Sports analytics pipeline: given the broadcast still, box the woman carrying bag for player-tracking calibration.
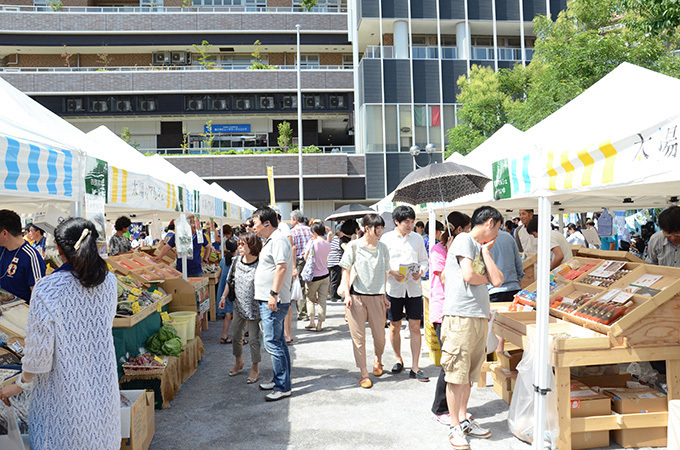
[338,214,391,389]
[302,221,331,332]
[219,232,263,384]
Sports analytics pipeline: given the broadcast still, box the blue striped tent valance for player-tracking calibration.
[1,135,77,199]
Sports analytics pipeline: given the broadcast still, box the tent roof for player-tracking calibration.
[458,124,525,175]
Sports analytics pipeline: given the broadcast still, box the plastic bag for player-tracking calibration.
[291,278,303,302]
[507,327,559,448]
[486,311,499,354]
[175,214,193,260]
[0,402,27,450]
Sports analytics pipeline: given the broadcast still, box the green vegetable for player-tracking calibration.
[158,325,179,342]
[162,337,183,357]
[145,334,163,355]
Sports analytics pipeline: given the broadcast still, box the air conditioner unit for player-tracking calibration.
[139,100,156,112]
[152,51,171,65]
[260,97,273,109]
[115,100,132,112]
[235,99,247,110]
[66,98,83,112]
[283,97,294,108]
[187,99,204,111]
[211,98,228,110]
[91,100,109,112]
[329,96,339,107]
[171,51,190,65]
[305,97,315,108]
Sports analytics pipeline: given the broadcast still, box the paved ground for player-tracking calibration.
[151,302,661,449]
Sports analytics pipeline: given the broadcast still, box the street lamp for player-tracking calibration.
[410,143,437,168]
[296,24,304,214]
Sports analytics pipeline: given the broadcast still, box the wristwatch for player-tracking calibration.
[270,290,278,297]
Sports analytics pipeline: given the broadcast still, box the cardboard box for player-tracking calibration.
[603,386,668,448]
[572,431,610,450]
[498,349,523,371]
[570,381,611,418]
[574,372,633,389]
[120,390,155,450]
[490,363,516,404]
[162,277,208,313]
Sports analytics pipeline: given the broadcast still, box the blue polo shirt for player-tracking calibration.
[167,232,209,275]
[0,241,46,302]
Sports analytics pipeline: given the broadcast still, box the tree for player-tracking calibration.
[201,120,216,150]
[61,45,74,68]
[445,65,512,158]
[120,127,139,150]
[180,127,189,154]
[277,121,293,152]
[622,0,680,39]
[249,40,277,70]
[192,40,217,70]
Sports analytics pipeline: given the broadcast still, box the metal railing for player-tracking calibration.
[0,5,347,13]
[363,45,534,61]
[144,146,356,155]
[0,65,349,73]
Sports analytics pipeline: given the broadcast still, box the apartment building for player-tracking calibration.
[0,0,566,212]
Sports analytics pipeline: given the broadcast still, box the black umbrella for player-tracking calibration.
[392,162,491,205]
[325,204,376,221]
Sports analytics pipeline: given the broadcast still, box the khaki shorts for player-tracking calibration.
[440,316,488,385]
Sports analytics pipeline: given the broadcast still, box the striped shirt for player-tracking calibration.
[0,241,46,303]
[290,224,313,260]
[646,230,680,267]
[327,235,351,267]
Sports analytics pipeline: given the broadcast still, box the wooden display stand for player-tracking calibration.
[206,273,219,322]
[162,277,210,331]
[113,294,173,328]
[494,258,680,449]
[520,253,537,289]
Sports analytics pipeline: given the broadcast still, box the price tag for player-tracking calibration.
[161,312,170,323]
[154,355,164,364]
[157,302,163,312]
[131,288,142,296]
[127,294,138,302]
[131,302,141,314]
[107,263,114,271]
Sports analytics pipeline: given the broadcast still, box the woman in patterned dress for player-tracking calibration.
[1,217,120,449]
[219,231,262,384]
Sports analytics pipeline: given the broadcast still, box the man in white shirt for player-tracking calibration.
[381,206,429,381]
[527,216,573,270]
[514,209,537,253]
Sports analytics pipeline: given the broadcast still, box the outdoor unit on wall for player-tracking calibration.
[152,51,171,65]
[187,98,204,111]
[283,96,294,108]
[259,96,274,109]
[66,98,83,113]
[115,99,132,112]
[305,96,315,108]
[90,99,109,112]
[211,98,228,111]
[171,51,191,65]
[139,99,157,112]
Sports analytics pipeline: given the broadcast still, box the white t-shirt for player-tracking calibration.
[566,231,586,246]
[550,230,573,264]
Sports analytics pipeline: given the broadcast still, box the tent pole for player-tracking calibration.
[533,195,552,448]
[220,217,225,260]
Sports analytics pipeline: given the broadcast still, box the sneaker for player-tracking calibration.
[433,413,450,425]
[460,419,491,439]
[259,382,275,391]
[409,369,430,382]
[264,390,291,402]
[448,425,469,449]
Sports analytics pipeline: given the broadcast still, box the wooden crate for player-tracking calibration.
[113,294,173,328]
[553,256,606,282]
[577,247,645,263]
[520,253,537,289]
[550,283,607,321]
[575,260,641,287]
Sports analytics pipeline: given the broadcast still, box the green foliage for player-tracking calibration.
[301,0,318,12]
[48,0,63,11]
[201,120,215,150]
[277,121,293,152]
[181,0,191,8]
[446,0,680,154]
[180,128,189,154]
[192,40,217,70]
[250,40,278,70]
[302,145,321,153]
[120,127,140,150]
[242,149,254,154]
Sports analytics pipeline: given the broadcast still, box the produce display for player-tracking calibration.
[552,292,597,313]
[578,260,631,287]
[0,288,15,303]
[202,264,219,275]
[116,275,167,317]
[145,324,183,357]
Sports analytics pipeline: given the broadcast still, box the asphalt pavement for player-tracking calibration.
[151,301,661,449]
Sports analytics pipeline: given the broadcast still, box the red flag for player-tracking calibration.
[431,106,441,126]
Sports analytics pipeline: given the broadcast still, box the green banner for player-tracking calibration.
[84,157,108,197]
[492,159,511,200]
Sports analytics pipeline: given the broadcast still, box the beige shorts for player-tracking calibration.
[440,315,488,385]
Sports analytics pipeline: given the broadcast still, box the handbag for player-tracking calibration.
[301,241,316,282]
[226,256,237,302]
[337,241,357,298]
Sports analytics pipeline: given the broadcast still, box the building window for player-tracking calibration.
[293,0,340,11]
[296,55,320,68]
[342,54,353,69]
[281,94,298,109]
[65,98,84,113]
[191,0,265,7]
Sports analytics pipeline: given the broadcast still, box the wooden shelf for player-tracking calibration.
[113,294,173,328]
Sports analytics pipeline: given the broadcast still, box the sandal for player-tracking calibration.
[229,362,244,376]
[246,375,260,384]
[359,377,372,389]
[304,324,316,330]
[220,338,232,344]
[373,359,384,377]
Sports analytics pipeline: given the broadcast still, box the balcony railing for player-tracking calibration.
[144,146,356,155]
[363,45,534,61]
[0,5,347,13]
[0,65,350,73]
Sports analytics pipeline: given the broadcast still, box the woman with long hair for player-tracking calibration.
[1,217,120,449]
[430,211,471,424]
[220,232,263,384]
[339,214,391,389]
